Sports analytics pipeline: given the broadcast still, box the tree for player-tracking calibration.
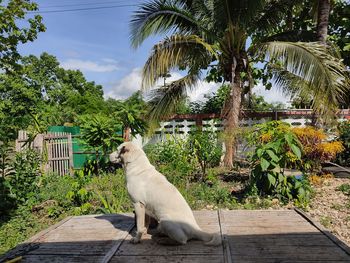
[0,0,45,70]
[106,92,148,141]
[130,0,349,168]
[78,114,123,175]
[0,53,105,131]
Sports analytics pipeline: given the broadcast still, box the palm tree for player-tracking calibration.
[130,0,349,168]
[316,0,331,44]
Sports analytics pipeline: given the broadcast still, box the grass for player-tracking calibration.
[320,216,332,228]
[336,183,350,195]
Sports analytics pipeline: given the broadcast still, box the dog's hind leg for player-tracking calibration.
[158,221,188,245]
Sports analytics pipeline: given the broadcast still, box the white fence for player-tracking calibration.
[143,109,350,158]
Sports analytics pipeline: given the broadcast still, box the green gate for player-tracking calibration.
[48,126,94,169]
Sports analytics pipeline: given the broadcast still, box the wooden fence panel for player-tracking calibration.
[44,132,73,176]
[15,131,73,176]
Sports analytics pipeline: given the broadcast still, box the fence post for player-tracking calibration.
[67,133,74,176]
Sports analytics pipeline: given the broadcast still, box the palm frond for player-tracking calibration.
[211,0,265,30]
[251,0,305,33]
[147,74,200,121]
[263,30,316,43]
[257,41,349,113]
[130,0,206,48]
[142,34,216,89]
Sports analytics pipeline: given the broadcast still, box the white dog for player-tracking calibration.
[109,142,221,246]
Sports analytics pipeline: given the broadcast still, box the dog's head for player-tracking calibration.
[109,142,141,164]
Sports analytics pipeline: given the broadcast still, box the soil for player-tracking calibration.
[307,177,350,247]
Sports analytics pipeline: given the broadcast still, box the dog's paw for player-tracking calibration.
[130,237,141,244]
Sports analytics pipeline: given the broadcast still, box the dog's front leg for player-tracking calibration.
[130,202,147,244]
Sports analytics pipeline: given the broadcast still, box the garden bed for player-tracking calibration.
[308,177,350,247]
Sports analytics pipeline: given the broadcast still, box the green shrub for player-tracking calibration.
[248,121,311,205]
[336,121,350,166]
[87,170,133,214]
[336,183,350,195]
[7,149,41,204]
[187,129,222,177]
[31,171,94,217]
[144,138,196,182]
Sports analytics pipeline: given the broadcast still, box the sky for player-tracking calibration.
[18,0,289,104]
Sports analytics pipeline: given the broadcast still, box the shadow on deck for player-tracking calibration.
[1,210,350,263]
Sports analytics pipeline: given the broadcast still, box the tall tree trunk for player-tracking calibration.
[316,0,330,44]
[222,57,242,168]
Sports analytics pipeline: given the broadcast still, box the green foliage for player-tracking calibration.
[107,91,148,139]
[0,0,45,70]
[336,183,350,196]
[336,121,350,166]
[64,171,92,215]
[145,138,196,185]
[7,149,41,204]
[243,94,285,111]
[0,53,106,138]
[248,121,311,205]
[187,129,222,177]
[0,142,15,178]
[189,85,230,114]
[0,205,46,255]
[87,170,133,214]
[78,114,122,155]
[78,114,123,175]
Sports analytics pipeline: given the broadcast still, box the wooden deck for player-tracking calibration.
[2,209,350,263]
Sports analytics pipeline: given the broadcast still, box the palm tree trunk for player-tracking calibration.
[316,0,330,44]
[222,57,242,168]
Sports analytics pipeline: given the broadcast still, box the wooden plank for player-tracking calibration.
[219,210,350,262]
[25,214,135,263]
[110,255,224,263]
[113,210,223,259]
[101,222,134,263]
[22,254,103,263]
[0,217,73,262]
[26,216,73,243]
[230,259,350,263]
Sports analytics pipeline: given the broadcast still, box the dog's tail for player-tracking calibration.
[192,228,222,246]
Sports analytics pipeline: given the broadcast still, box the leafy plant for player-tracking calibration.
[65,171,92,210]
[336,183,350,196]
[293,126,344,172]
[131,0,349,169]
[108,91,148,141]
[0,142,15,178]
[87,171,133,213]
[7,149,41,203]
[145,137,196,181]
[187,129,222,177]
[78,114,123,175]
[336,121,350,166]
[248,121,311,204]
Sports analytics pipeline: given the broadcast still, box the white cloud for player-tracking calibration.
[105,69,291,108]
[187,81,220,102]
[61,59,119,72]
[104,68,142,99]
[104,69,220,101]
[253,82,291,104]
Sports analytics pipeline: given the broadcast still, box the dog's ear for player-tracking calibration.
[120,145,129,155]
